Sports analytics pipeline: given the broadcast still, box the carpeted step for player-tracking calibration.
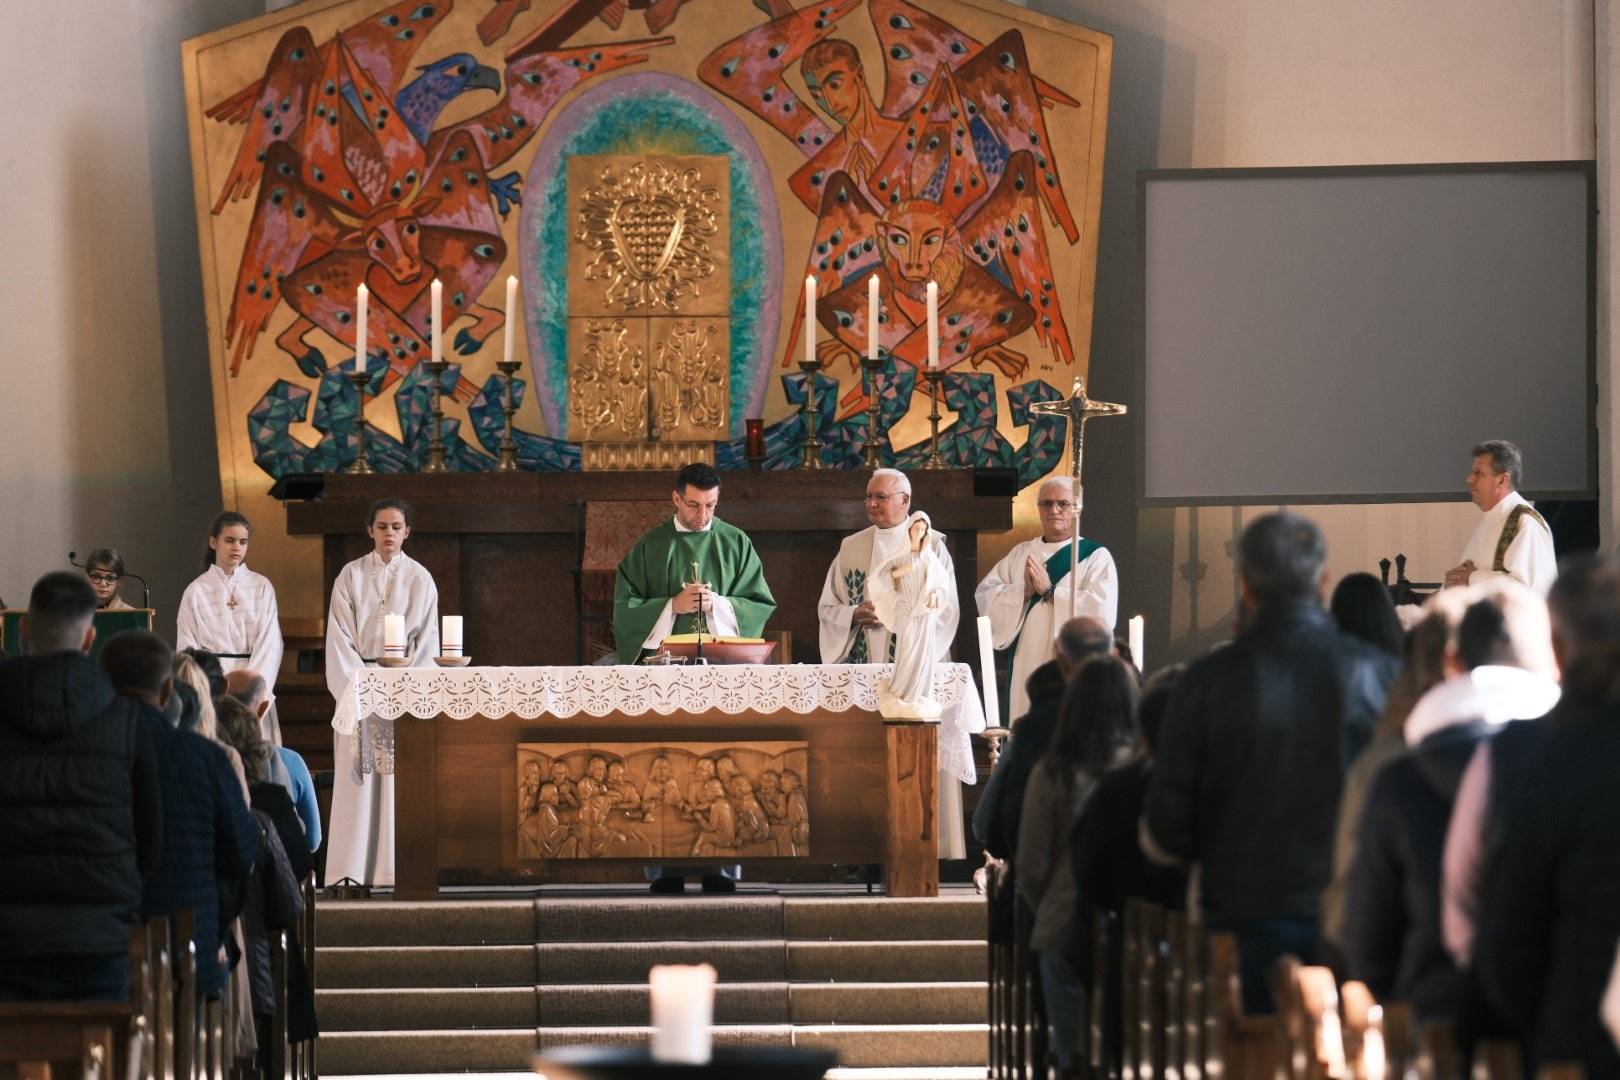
[789,981,986,1025]
[534,982,791,1026]
[532,940,788,983]
[533,896,786,942]
[788,940,985,982]
[320,945,536,988]
[319,1030,538,1074]
[318,900,534,947]
[784,896,985,942]
[794,1024,989,1068]
[318,987,537,1031]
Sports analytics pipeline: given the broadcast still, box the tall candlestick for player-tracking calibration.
[1129,615,1145,673]
[502,274,517,365]
[649,964,716,1064]
[926,280,939,369]
[804,275,816,366]
[867,273,880,360]
[355,283,368,372]
[430,278,443,366]
[976,615,1000,725]
[441,615,464,658]
[383,613,406,658]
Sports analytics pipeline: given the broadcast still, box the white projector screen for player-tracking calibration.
[1140,163,1594,504]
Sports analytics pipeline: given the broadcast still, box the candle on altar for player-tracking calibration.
[430,278,443,366]
[355,283,368,372]
[925,280,939,369]
[441,616,463,657]
[383,613,406,658]
[867,273,880,360]
[804,275,816,365]
[1128,615,1145,672]
[976,615,1000,725]
[502,274,517,365]
[649,963,717,1064]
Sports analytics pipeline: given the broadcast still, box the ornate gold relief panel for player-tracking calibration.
[650,318,728,442]
[566,319,648,442]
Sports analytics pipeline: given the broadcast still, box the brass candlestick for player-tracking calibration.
[345,368,375,475]
[423,358,450,472]
[922,368,947,469]
[495,359,521,471]
[797,358,825,469]
[861,354,886,468]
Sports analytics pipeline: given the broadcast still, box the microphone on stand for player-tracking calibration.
[69,551,152,610]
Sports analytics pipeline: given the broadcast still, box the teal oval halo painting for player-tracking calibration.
[520,73,783,441]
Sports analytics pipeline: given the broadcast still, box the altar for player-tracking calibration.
[333,662,987,900]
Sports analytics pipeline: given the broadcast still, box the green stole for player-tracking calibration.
[1018,537,1102,629]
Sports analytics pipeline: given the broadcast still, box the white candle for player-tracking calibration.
[926,280,939,369]
[649,963,716,1064]
[441,615,464,657]
[1362,1008,1387,1080]
[1128,615,1145,672]
[430,278,443,365]
[867,273,880,360]
[804,275,817,365]
[383,613,406,658]
[355,283,368,372]
[976,615,1000,725]
[502,274,517,365]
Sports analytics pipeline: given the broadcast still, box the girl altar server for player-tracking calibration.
[324,497,439,888]
[176,512,283,688]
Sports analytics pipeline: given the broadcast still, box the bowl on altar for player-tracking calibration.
[376,656,412,668]
[434,655,471,667]
[655,637,776,665]
[533,1046,836,1079]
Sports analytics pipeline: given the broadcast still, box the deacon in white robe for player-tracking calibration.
[1446,442,1555,597]
[975,478,1119,724]
[818,471,969,857]
[324,502,440,887]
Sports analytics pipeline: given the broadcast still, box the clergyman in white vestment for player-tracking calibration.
[324,499,440,887]
[975,478,1118,724]
[175,512,284,689]
[819,470,969,857]
[1445,440,1556,597]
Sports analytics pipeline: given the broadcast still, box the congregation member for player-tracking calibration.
[975,477,1118,722]
[1341,580,1559,1021]
[1015,653,1139,1069]
[818,467,958,664]
[325,497,440,888]
[176,511,284,690]
[227,670,321,853]
[99,627,259,1001]
[1143,512,1398,1012]
[1472,554,1620,1075]
[613,462,776,664]
[1330,571,1405,657]
[84,547,136,610]
[1444,440,1556,596]
[0,574,162,1002]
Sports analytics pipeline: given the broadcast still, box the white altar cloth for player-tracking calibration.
[332,662,987,783]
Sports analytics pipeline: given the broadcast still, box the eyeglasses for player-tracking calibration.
[864,492,905,503]
[86,572,121,585]
[1036,500,1077,512]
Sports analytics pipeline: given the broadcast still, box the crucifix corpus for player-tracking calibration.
[1029,376,1128,618]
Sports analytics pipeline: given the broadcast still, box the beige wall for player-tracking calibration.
[0,0,260,631]
[1003,0,1602,669]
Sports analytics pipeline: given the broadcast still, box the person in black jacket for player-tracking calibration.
[100,629,259,1000]
[1144,513,1398,1013]
[0,573,163,1001]
[1474,554,1620,1077]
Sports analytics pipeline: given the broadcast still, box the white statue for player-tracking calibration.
[869,511,950,719]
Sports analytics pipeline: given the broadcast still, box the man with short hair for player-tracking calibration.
[0,574,163,1002]
[1445,440,1556,595]
[1144,513,1398,1012]
[101,630,259,1001]
[225,670,321,853]
[975,477,1118,722]
[612,462,777,664]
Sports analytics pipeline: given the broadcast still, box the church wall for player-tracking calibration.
[0,0,263,631]
[1005,0,1600,668]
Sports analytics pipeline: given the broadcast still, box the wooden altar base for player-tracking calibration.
[393,707,940,900]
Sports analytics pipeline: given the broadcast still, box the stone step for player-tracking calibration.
[317,981,987,1031]
[327,1070,988,1080]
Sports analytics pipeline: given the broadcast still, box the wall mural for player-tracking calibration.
[183,0,1111,487]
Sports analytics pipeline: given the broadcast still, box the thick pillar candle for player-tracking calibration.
[803,275,816,365]
[926,280,939,369]
[649,963,716,1064]
[976,615,1000,725]
[1129,615,1145,673]
[430,278,443,365]
[441,616,464,657]
[383,613,406,658]
[502,274,517,365]
[355,283,368,371]
[867,273,880,360]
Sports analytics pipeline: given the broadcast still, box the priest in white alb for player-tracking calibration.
[1444,439,1556,597]
[975,477,1119,723]
[324,497,440,888]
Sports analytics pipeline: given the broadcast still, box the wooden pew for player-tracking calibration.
[268,931,291,1080]
[1088,909,1117,1080]
[296,872,317,1080]
[1204,932,1282,1080]
[171,911,198,1080]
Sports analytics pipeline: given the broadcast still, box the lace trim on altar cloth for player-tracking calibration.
[336,663,986,783]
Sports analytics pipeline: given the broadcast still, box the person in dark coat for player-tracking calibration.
[1144,513,1399,1013]
[1342,581,1559,1021]
[101,629,259,999]
[1474,554,1620,1077]
[0,573,163,1002]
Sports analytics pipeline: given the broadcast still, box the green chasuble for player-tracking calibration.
[612,518,777,663]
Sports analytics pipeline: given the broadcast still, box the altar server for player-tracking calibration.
[1444,440,1556,596]
[324,498,439,888]
[612,463,776,664]
[819,468,959,665]
[176,513,283,688]
[975,478,1118,723]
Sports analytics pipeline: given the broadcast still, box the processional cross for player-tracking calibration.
[1029,376,1128,617]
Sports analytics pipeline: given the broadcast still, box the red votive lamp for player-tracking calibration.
[745,418,765,462]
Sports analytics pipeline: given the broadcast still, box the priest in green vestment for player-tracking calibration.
[612,463,777,664]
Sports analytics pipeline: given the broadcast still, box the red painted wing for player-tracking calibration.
[866,64,988,222]
[415,131,499,235]
[337,0,456,99]
[210,28,322,213]
[960,150,1071,364]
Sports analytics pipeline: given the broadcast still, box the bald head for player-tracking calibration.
[1055,616,1113,673]
[225,670,271,720]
